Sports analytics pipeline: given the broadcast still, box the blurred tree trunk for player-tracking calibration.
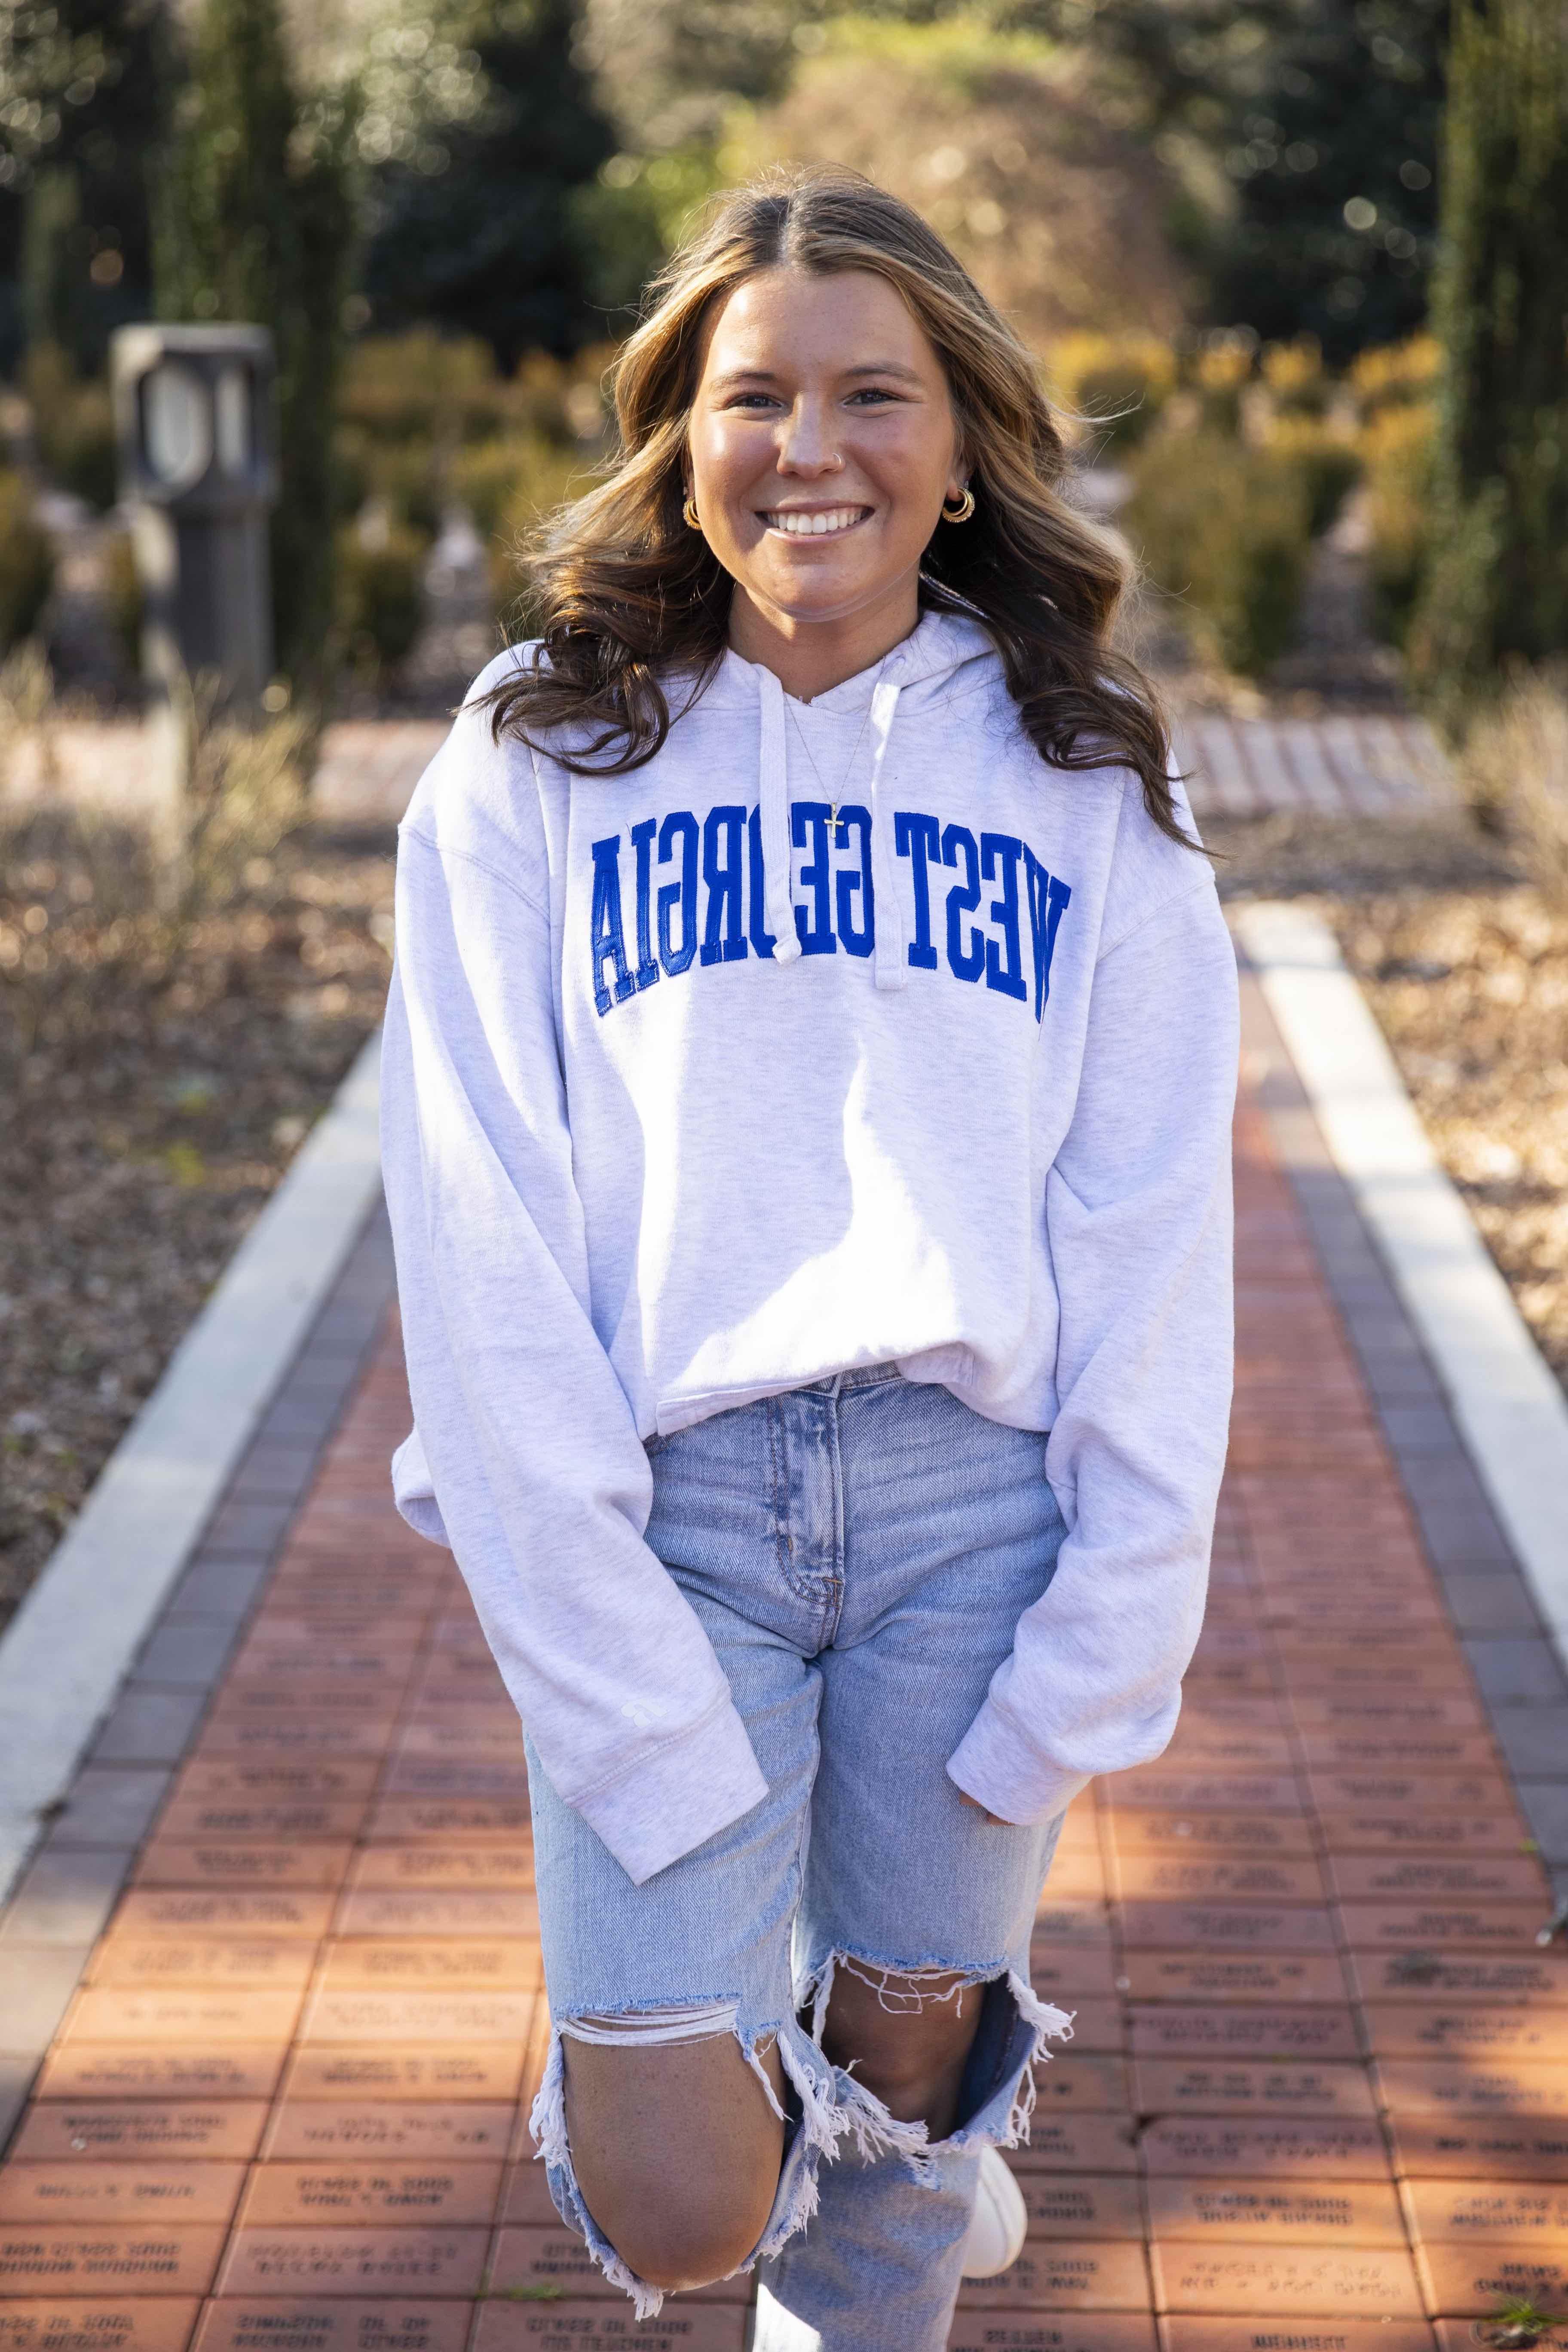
[1412,0,1568,711]
[155,0,360,706]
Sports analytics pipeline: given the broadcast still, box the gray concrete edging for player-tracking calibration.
[1236,900,1568,1673]
[0,1025,385,1902]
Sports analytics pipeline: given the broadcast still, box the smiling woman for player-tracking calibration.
[379,166,1238,2352]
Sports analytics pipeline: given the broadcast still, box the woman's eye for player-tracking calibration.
[846,387,903,408]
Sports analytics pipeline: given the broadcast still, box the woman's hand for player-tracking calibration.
[958,1791,1011,1827]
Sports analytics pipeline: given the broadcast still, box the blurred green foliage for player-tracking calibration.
[0,471,55,650]
[1122,429,1312,677]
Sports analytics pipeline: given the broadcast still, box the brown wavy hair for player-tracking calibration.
[488,166,1195,848]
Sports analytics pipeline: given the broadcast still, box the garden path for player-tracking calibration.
[0,951,1562,2352]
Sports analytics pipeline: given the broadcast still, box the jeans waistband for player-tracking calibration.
[800,1361,905,1396]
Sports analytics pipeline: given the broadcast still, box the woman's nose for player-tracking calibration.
[777,398,844,475]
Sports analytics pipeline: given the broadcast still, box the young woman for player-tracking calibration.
[379,168,1237,2352]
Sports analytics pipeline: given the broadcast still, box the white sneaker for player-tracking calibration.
[960,2145,1028,2278]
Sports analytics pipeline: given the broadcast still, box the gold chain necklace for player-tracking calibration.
[785,681,881,835]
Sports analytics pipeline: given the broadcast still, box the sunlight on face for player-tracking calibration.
[686,267,965,655]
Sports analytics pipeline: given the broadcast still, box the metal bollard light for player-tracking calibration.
[110,324,278,710]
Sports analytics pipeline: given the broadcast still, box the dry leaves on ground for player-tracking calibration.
[1331,885,1568,1396]
[0,825,394,1634]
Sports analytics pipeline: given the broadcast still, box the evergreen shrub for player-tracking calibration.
[334,521,428,681]
[0,475,55,651]
[1123,432,1311,677]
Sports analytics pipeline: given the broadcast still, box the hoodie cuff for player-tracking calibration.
[572,1698,770,1886]
[945,1703,1091,1828]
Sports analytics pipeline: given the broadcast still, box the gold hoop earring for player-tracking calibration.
[683,494,702,530]
[942,486,976,524]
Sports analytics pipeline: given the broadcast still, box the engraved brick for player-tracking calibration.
[263,2105,516,2162]
[1109,1815,1315,1857]
[1338,1905,1552,1954]
[1348,1953,1568,2007]
[946,2321,1156,2352]
[1106,1773,1304,1813]
[364,1804,533,1843]
[1160,2325,1435,2352]
[1415,2243,1568,2315]
[316,1944,542,1992]
[1118,1955,1348,2006]
[172,1763,380,1803]
[1148,2178,1404,2243]
[88,1942,317,1991]
[34,2052,285,2102]
[1373,2057,1568,2121]
[1139,2119,1390,2179]
[1317,1813,1525,1856]
[238,2162,503,2227]
[1401,2178,1568,2241]
[215,2230,489,2299]
[10,2105,269,2162]
[345,1852,535,1893]
[331,1893,539,1938]
[1393,2113,1568,2183]
[279,2050,524,2103]
[152,1806,369,1846]
[0,2302,199,2352]
[1311,1738,1501,1773]
[299,1991,536,2045]
[1128,2009,1359,2061]
[1433,2329,1565,2352]
[488,2226,748,2303]
[1130,2061,1375,2119]
[193,2300,471,2352]
[1028,1946,1121,2000]
[1307,1773,1515,1816]
[1360,2006,1568,2062]
[1117,1907,1338,1954]
[133,1847,353,1892]
[58,1990,305,2045]
[0,2231,227,2296]
[471,2306,746,2352]
[111,1894,334,1939]
[1149,2242,1424,2317]
[0,2167,246,2228]
[1327,1856,1547,1903]
[190,1724,395,1760]
[1114,1860,1328,1905]
[1009,2173,1142,2238]
[1028,2055,1130,2113]
[952,2241,1150,2311]
[1001,2114,1138,2174]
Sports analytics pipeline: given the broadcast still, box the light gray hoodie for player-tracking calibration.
[379,610,1238,1884]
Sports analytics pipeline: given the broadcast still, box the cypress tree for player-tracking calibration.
[361,0,615,365]
[156,0,358,701]
[1411,0,1568,706]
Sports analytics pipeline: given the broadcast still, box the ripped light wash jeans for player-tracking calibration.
[523,1363,1073,2352]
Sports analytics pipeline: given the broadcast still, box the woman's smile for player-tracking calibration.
[761,504,875,538]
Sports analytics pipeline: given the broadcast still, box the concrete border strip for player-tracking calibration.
[1235,900,1568,1669]
[0,1025,385,1902]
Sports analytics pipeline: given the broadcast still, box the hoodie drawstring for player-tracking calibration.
[757,660,909,987]
[866,678,907,992]
[757,666,802,965]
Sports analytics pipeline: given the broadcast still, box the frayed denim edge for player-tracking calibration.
[526,1966,1074,2319]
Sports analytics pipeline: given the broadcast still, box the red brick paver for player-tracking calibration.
[0,1057,1562,2352]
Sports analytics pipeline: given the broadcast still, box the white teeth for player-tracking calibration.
[768,507,862,536]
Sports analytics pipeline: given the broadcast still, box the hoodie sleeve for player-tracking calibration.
[945,871,1238,1825]
[379,821,769,1885]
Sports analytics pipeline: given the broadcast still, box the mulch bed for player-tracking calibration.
[0,820,395,1635]
[1210,808,1568,1403]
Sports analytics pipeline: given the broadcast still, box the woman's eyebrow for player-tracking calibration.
[707,360,926,391]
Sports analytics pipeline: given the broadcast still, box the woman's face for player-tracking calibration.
[685,266,966,640]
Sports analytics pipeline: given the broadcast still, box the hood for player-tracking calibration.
[703,609,1000,992]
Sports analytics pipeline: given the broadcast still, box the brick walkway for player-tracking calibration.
[309,712,1459,829]
[0,971,1564,2352]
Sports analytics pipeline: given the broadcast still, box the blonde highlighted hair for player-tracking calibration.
[489,166,1193,847]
